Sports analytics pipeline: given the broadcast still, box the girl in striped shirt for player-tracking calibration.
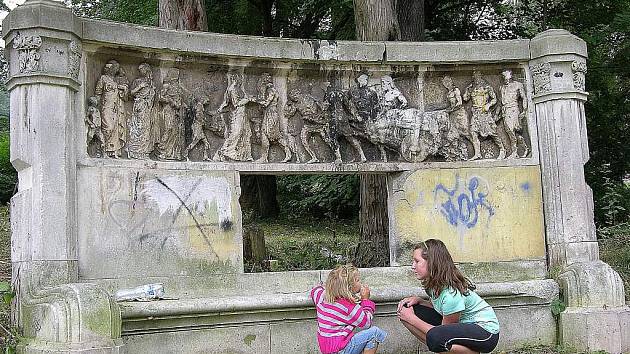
[310,264,387,354]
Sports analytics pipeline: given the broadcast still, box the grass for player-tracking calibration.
[0,205,12,351]
[245,216,360,272]
[598,222,630,302]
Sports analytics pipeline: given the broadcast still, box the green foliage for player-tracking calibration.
[550,297,566,317]
[66,0,158,26]
[207,0,355,39]
[0,133,16,205]
[0,281,13,306]
[599,222,630,301]
[248,217,358,272]
[276,174,359,219]
[0,280,16,353]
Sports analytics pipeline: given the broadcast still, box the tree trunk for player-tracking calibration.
[353,0,425,267]
[255,175,280,218]
[355,174,390,267]
[397,0,425,41]
[353,0,400,41]
[239,175,280,219]
[159,0,208,31]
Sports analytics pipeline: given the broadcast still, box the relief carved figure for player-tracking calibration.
[86,96,104,156]
[440,76,469,161]
[348,74,379,132]
[379,75,408,111]
[324,83,367,163]
[442,76,474,158]
[157,68,185,160]
[499,69,529,158]
[463,70,505,160]
[253,73,292,163]
[213,71,253,162]
[128,63,157,159]
[13,33,42,73]
[284,88,331,163]
[348,74,380,156]
[95,60,129,158]
[184,99,212,160]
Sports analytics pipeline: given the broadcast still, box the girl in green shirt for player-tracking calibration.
[397,239,500,353]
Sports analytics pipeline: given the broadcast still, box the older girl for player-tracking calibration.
[397,239,499,354]
[310,264,387,354]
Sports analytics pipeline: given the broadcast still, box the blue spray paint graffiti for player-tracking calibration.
[520,182,531,193]
[434,175,495,229]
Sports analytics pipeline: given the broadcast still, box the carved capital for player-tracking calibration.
[530,62,551,95]
[571,60,587,92]
[12,32,42,74]
[68,40,82,80]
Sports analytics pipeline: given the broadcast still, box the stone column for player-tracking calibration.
[531,29,629,353]
[3,1,123,353]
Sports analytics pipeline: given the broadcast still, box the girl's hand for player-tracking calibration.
[360,285,370,300]
[397,296,419,312]
[397,304,416,323]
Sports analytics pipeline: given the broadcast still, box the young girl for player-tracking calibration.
[310,264,387,354]
[397,239,500,354]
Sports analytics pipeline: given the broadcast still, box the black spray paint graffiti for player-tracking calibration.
[108,176,234,260]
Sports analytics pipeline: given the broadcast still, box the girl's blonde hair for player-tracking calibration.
[324,264,360,303]
[415,239,475,298]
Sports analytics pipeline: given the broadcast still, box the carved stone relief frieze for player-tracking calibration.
[571,60,587,91]
[530,62,551,95]
[86,59,532,163]
[13,33,43,73]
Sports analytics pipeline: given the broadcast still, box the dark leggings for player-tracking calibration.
[413,304,499,353]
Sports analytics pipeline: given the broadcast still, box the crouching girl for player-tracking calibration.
[311,264,387,354]
[397,239,500,354]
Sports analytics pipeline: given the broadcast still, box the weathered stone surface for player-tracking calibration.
[117,279,557,353]
[560,306,630,354]
[77,167,243,279]
[123,324,271,353]
[389,166,546,264]
[558,260,626,308]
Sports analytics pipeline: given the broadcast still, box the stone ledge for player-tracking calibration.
[76,156,540,174]
[118,279,558,334]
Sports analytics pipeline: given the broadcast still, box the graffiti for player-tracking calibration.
[434,175,494,229]
[107,175,234,259]
[520,181,531,193]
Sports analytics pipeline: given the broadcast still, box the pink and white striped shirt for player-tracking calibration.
[310,285,376,354]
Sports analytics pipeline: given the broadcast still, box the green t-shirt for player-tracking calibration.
[429,287,500,334]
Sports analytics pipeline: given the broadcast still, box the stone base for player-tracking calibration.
[17,339,125,354]
[559,306,630,354]
[120,280,558,354]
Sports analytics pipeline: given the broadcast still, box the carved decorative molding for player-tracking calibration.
[68,41,82,80]
[571,60,587,92]
[530,62,551,95]
[13,33,43,73]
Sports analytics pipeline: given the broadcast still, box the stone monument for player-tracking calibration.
[2,1,627,353]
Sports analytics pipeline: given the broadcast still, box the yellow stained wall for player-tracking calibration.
[392,166,545,262]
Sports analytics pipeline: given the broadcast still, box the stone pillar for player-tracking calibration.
[531,29,629,353]
[3,1,123,352]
